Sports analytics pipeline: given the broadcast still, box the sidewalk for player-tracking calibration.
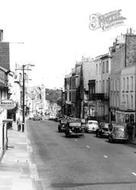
[0,128,34,190]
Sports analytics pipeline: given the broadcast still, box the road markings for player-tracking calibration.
[104,155,108,158]
[27,139,31,144]
[132,172,136,176]
[27,145,33,153]
[29,162,39,180]
[86,145,90,149]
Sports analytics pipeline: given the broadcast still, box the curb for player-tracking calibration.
[0,142,8,162]
[0,150,4,162]
[131,142,136,145]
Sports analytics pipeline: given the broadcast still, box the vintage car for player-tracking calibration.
[65,120,84,137]
[58,119,67,132]
[85,120,99,133]
[96,122,110,138]
[33,115,42,121]
[108,124,128,143]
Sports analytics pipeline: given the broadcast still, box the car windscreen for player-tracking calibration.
[61,120,67,124]
[69,122,81,127]
[114,127,125,132]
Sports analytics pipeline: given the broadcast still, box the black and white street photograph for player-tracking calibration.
[0,0,136,190]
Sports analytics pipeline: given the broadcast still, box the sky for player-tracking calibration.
[1,0,136,89]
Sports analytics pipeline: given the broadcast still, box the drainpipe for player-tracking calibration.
[134,63,136,140]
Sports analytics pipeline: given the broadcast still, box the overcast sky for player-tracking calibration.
[1,0,136,89]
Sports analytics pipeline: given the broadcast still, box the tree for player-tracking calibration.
[46,88,62,104]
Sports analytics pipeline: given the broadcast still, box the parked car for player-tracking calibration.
[96,122,110,138]
[58,119,67,132]
[85,120,99,133]
[65,120,84,137]
[28,114,34,120]
[108,124,128,143]
[49,114,56,121]
[33,115,42,121]
[81,119,86,131]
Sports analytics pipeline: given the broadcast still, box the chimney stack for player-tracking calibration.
[0,30,3,41]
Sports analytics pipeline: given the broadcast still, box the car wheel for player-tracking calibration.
[96,132,99,137]
[109,136,113,143]
[65,132,70,137]
[65,130,70,137]
[58,126,61,132]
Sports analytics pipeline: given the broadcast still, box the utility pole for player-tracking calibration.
[16,64,34,132]
[22,65,25,132]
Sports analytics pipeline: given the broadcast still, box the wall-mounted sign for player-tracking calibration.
[3,119,13,123]
[0,99,16,110]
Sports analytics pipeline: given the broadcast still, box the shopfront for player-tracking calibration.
[116,110,136,139]
[116,110,135,124]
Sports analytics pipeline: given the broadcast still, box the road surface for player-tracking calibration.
[26,119,136,190]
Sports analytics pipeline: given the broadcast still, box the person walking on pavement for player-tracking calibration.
[126,122,134,142]
[17,117,21,131]
[108,122,113,132]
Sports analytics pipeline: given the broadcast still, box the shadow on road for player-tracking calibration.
[51,180,136,188]
[61,134,84,139]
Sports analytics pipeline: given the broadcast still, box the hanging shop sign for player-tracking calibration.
[0,99,16,110]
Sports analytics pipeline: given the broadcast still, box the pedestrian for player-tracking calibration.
[126,122,133,142]
[17,117,21,131]
[108,122,113,132]
[99,122,103,129]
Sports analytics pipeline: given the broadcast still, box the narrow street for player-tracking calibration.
[27,120,136,190]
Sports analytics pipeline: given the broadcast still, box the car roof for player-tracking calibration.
[69,120,81,123]
[88,120,98,123]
